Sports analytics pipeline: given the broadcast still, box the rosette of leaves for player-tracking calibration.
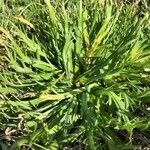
[0,0,149,149]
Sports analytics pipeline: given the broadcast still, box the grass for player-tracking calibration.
[0,0,150,149]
